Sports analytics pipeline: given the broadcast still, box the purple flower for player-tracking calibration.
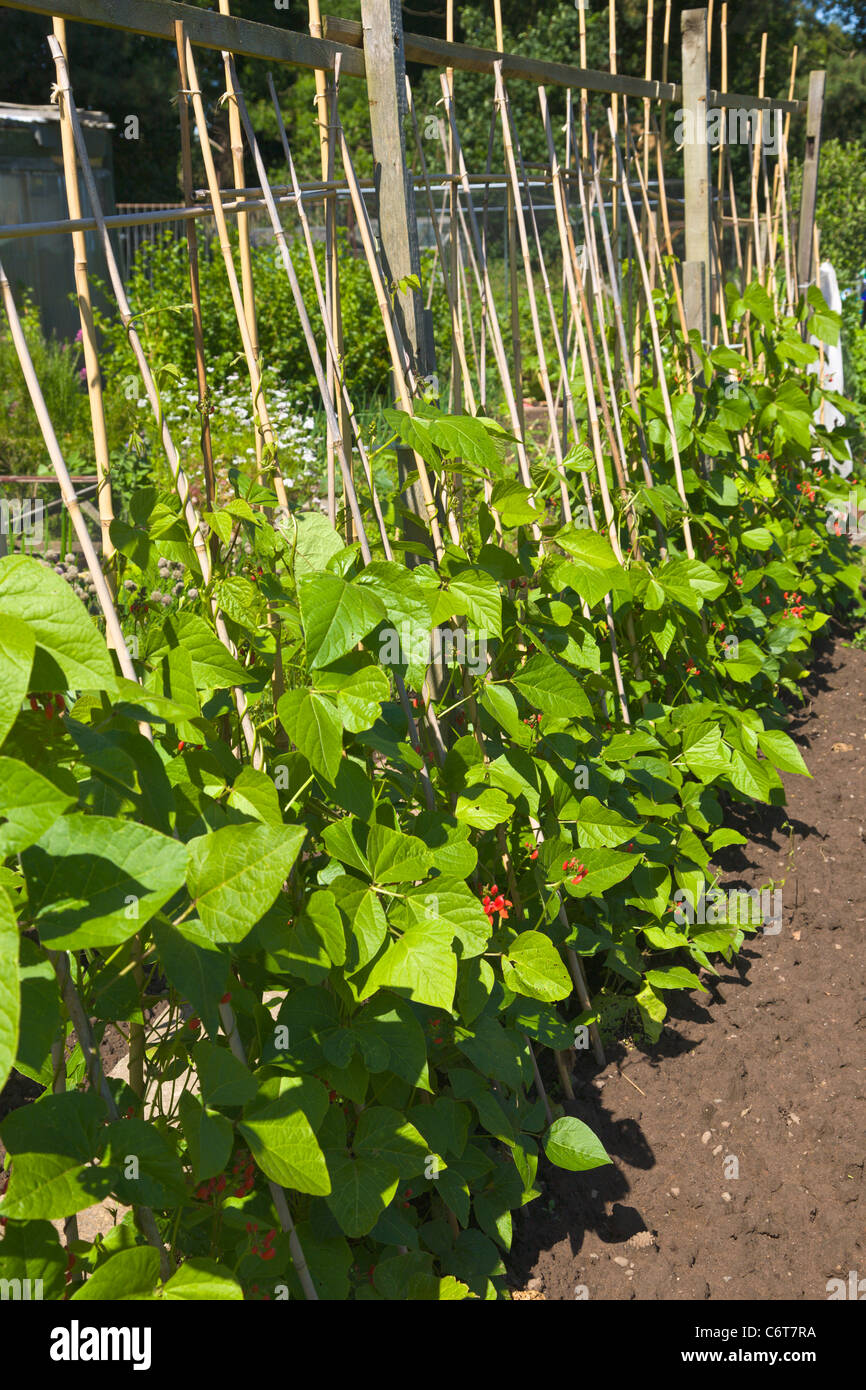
[79,367,87,381]
[75,328,83,342]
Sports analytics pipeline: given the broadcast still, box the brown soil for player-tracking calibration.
[509,625,866,1301]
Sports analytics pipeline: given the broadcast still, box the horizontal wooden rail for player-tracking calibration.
[0,0,366,76]
[0,177,577,242]
[326,12,676,101]
[0,0,802,113]
[324,14,803,113]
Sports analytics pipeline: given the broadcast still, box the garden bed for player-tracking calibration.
[508,625,866,1300]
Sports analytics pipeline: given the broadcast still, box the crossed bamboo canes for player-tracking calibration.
[47,37,261,769]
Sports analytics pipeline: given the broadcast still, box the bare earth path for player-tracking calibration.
[509,626,866,1301]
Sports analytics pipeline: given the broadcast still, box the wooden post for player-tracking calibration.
[360,0,436,561]
[796,70,826,295]
[359,0,430,377]
[681,8,712,345]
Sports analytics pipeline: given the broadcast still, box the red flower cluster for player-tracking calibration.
[177,741,204,753]
[707,530,730,560]
[523,837,539,860]
[250,1224,278,1260]
[795,480,816,502]
[756,451,770,462]
[194,1172,228,1201]
[713,620,726,632]
[522,713,542,728]
[429,1017,446,1045]
[569,864,589,886]
[28,692,65,719]
[783,591,806,619]
[685,658,700,676]
[231,1151,256,1199]
[733,571,743,587]
[481,884,513,922]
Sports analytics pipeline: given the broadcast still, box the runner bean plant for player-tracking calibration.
[0,277,862,1300]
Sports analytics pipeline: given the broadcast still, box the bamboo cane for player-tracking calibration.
[770,44,798,307]
[404,82,505,541]
[437,73,535,500]
[447,0,462,421]
[586,130,661,539]
[48,37,260,767]
[0,261,139,682]
[531,103,644,709]
[2,254,152,1099]
[577,0,588,161]
[51,18,114,571]
[573,157,644,559]
[494,1,524,434]
[608,1,619,139]
[336,119,456,556]
[218,0,263,485]
[609,1,620,252]
[760,140,777,307]
[431,115,504,418]
[404,83,476,413]
[181,40,288,511]
[479,104,499,412]
[560,89,574,456]
[777,124,794,317]
[265,71,393,552]
[643,0,654,196]
[623,102,689,350]
[535,89,639,555]
[494,63,569,518]
[581,116,658,509]
[608,109,695,559]
[456,231,482,391]
[526,1036,554,1126]
[174,23,216,515]
[218,997,318,1298]
[714,4,729,314]
[236,62,439,794]
[745,33,767,285]
[49,948,170,1277]
[717,10,745,299]
[308,0,348,529]
[226,55,374,560]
